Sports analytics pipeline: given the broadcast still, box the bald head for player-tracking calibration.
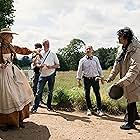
[85,45,94,56]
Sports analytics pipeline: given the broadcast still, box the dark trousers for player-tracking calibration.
[32,73,40,96]
[83,77,102,110]
[126,102,138,124]
[33,73,55,110]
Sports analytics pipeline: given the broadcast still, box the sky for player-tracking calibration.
[12,0,140,52]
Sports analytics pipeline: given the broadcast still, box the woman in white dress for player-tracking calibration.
[0,27,35,131]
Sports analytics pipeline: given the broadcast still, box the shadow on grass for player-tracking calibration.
[0,122,50,140]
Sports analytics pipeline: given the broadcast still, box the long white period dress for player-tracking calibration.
[0,53,34,127]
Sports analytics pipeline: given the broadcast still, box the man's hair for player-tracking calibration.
[34,43,42,49]
[85,45,93,50]
[117,27,134,42]
[42,39,49,46]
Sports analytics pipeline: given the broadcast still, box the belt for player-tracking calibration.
[83,76,95,79]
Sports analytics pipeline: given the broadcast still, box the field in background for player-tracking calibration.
[24,70,140,114]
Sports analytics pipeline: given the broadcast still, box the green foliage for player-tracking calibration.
[51,71,139,115]
[68,87,86,110]
[102,95,127,115]
[0,0,15,29]
[56,53,69,71]
[16,56,32,68]
[95,47,117,70]
[57,39,85,71]
[53,88,73,109]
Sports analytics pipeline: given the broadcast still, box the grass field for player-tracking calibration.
[24,70,140,114]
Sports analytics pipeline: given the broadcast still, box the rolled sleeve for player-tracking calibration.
[76,59,83,79]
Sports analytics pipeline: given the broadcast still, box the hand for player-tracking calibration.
[77,80,82,88]
[46,65,52,69]
[101,77,104,85]
[114,81,123,87]
[40,64,46,68]
[33,50,42,57]
[0,63,8,69]
[106,77,112,83]
[95,77,101,81]
[95,77,104,84]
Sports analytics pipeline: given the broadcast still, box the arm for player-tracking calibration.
[95,57,105,84]
[76,59,83,87]
[14,45,33,55]
[76,59,83,80]
[117,49,140,87]
[95,57,104,78]
[107,60,120,82]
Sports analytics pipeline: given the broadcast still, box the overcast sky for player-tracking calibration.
[12,0,140,52]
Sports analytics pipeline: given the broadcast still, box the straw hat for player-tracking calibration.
[108,84,123,100]
[0,27,18,35]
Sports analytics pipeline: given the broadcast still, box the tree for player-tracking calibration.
[56,53,69,71]
[57,39,85,71]
[0,0,15,29]
[95,47,117,70]
[16,56,31,69]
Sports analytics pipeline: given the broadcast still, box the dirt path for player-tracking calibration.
[0,106,140,140]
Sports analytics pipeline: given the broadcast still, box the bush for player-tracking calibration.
[53,88,74,111]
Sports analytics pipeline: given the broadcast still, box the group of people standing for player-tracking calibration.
[0,26,140,131]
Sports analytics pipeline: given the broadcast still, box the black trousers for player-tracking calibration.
[83,77,102,110]
[126,102,138,124]
[32,73,40,96]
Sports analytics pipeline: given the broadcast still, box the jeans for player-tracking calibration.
[32,73,40,96]
[83,77,102,110]
[33,73,55,110]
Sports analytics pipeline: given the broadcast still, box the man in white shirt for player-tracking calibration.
[77,45,104,116]
[31,39,60,112]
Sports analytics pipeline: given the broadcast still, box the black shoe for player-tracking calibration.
[0,126,8,131]
[31,108,37,113]
[19,121,25,128]
[120,122,135,130]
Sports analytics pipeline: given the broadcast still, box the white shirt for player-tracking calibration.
[40,50,59,77]
[77,55,103,79]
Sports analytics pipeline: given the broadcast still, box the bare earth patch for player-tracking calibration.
[0,106,140,140]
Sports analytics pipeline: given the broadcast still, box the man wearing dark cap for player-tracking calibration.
[107,27,140,130]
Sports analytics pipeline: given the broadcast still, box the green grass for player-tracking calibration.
[24,70,140,114]
[55,71,77,89]
[53,70,127,114]
[54,70,140,114]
